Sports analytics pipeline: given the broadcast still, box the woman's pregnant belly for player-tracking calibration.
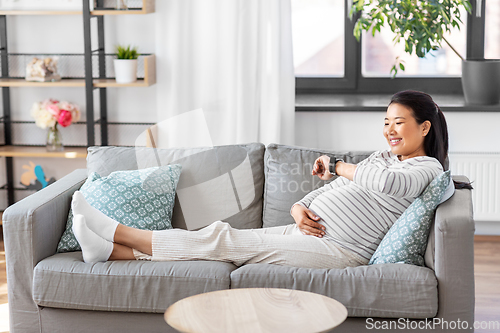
[307,185,391,250]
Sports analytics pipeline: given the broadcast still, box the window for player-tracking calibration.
[294,0,488,94]
[361,8,467,77]
[485,0,500,59]
[292,0,344,77]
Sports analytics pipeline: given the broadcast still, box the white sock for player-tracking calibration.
[72,214,113,263]
[72,191,119,242]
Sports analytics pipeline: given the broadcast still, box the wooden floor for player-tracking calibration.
[473,237,500,331]
[0,229,499,332]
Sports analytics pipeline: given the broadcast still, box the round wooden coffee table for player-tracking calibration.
[164,288,348,333]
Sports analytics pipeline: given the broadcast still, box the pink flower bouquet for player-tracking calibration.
[31,99,80,129]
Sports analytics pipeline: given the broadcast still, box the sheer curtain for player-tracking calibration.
[155,0,295,147]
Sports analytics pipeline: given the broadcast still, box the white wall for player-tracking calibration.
[296,111,500,234]
[295,111,500,153]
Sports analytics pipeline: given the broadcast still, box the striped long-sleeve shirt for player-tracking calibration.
[296,150,443,261]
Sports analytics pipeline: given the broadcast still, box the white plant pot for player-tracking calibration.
[114,59,138,84]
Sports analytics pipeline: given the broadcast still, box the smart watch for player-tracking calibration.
[328,158,344,176]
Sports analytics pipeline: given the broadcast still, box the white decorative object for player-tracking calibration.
[26,57,61,82]
[114,59,137,83]
[116,0,127,10]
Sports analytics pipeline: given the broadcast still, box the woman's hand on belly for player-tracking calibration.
[291,204,326,238]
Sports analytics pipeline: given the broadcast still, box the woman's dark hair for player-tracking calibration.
[389,90,472,190]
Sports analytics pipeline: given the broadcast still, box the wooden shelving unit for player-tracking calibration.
[0,0,156,207]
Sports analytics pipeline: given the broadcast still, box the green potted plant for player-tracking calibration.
[114,45,139,84]
[350,0,500,105]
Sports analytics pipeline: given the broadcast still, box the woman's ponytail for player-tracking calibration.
[433,104,449,170]
[435,105,472,189]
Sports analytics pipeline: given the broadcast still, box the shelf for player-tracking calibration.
[0,11,82,15]
[0,78,152,88]
[0,185,36,191]
[0,0,155,16]
[93,0,155,15]
[0,146,87,158]
[95,55,156,87]
[0,79,85,87]
[0,54,155,87]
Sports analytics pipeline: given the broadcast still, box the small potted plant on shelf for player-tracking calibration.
[114,44,139,84]
[31,99,80,152]
[350,0,500,105]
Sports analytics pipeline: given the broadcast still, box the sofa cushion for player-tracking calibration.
[33,252,238,313]
[57,165,181,252]
[262,144,372,228]
[86,143,265,230]
[369,171,451,266]
[230,263,438,318]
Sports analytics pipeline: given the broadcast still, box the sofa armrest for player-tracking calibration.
[433,175,475,330]
[2,168,87,333]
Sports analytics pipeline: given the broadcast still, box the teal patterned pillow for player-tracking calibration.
[369,170,451,266]
[57,165,182,252]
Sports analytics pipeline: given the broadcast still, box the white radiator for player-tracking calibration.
[449,153,500,222]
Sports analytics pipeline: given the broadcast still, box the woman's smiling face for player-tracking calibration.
[384,103,431,161]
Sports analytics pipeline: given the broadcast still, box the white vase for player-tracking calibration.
[114,59,138,84]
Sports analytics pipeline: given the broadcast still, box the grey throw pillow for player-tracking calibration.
[86,143,266,231]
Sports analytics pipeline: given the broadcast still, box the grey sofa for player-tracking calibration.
[3,143,475,333]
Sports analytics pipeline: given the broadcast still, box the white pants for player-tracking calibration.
[133,221,368,269]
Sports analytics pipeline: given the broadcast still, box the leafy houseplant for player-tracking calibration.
[114,45,139,83]
[350,0,471,76]
[350,0,500,105]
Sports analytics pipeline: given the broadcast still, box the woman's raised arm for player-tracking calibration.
[353,157,443,198]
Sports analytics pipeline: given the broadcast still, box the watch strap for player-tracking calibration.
[329,158,344,176]
[329,158,337,175]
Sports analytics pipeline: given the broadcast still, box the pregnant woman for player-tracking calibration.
[72,90,463,269]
